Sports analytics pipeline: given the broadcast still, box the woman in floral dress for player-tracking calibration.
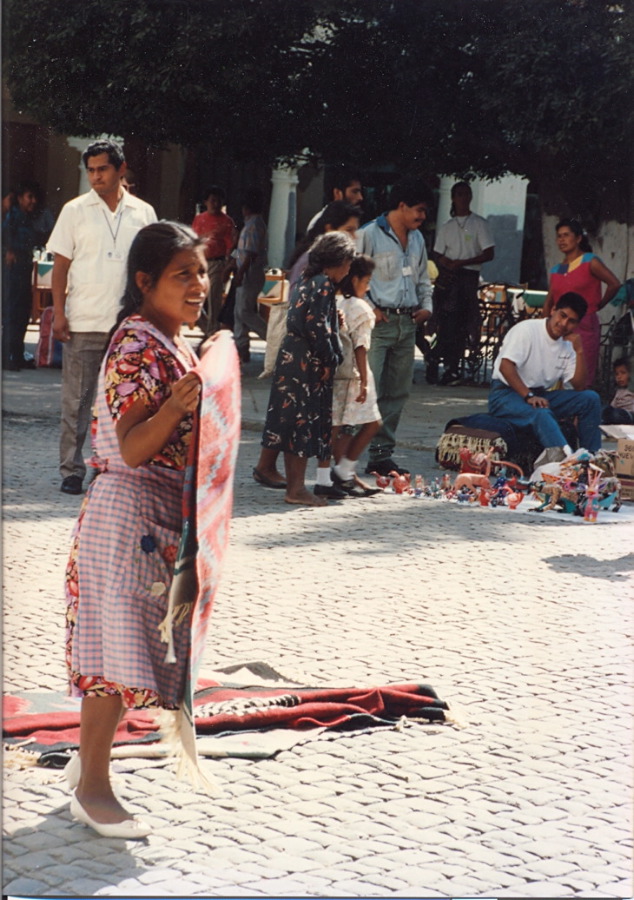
[65,222,208,838]
[261,232,356,506]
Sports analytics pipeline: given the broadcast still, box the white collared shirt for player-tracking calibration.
[47,188,157,332]
[434,213,494,272]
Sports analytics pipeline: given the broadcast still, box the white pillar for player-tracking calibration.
[66,137,91,194]
[436,176,453,230]
[268,165,299,269]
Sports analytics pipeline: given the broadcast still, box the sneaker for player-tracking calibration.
[533,446,566,469]
[365,458,410,477]
[530,446,567,482]
[61,475,83,495]
[439,370,461,386]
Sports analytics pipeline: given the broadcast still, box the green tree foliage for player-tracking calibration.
[4,0,631,221]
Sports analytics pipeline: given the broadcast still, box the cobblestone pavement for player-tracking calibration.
[2,333,633,898]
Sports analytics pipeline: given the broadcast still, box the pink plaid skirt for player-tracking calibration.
[65,465,191,708]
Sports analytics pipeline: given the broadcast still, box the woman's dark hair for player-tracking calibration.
[556,218,592,253]
[338,254,376,298]
[115,221,204,329]
[287,201,361,268]
[304,232,356,279]
[554,291,587,321]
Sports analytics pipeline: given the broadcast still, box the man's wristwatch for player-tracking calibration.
[524,391,535,402]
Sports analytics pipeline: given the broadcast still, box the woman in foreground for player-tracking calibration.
[65,222,209,837]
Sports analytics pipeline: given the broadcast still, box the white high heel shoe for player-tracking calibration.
[70,790,151,839]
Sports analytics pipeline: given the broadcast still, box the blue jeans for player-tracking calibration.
[367,313,416,462]
[488,380,602,452]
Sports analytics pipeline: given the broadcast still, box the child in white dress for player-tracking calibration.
[331,255,382,495]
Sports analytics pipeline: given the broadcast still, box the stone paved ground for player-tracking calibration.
[2,333,633,898]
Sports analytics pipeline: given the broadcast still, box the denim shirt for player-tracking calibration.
[357,214,432,311]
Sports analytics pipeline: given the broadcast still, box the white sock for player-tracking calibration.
[316,467,333,487]
[563,444,573,457]
[334,457,356,481]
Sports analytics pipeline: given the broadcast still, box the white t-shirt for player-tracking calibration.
[434,213,494,272]
[47,189,157,332]
[492,319,577,389]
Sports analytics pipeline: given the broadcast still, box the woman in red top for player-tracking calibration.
[543,219,620,387]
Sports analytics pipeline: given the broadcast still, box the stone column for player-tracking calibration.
[435,176,453,230]
[267,165,299,269]
[66,137,92,195]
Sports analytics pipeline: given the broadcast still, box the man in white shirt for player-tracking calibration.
[488,292,602,462]
[48,139,157,494]
[430,182,494,385]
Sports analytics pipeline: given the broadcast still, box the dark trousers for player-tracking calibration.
[602,406,634,425]
[2,263,32,366]
[432,269,480,374]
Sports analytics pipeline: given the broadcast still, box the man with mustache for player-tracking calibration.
[357,176,434,476]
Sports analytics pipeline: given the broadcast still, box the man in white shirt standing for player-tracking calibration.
[430,181,494,385]
[48,139,157,494]
[488,291,602,466]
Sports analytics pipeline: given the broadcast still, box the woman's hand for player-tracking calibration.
[199,333,221,358]
[356,384,367,403]
[166,372,201,415]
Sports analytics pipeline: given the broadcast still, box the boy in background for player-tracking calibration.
[602,357,634,425]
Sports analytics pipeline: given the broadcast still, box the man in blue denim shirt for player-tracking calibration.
[357,178,433,475]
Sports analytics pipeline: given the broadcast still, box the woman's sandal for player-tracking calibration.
[253,467,287,489]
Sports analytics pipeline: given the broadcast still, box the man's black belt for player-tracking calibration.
[375,305,419,315]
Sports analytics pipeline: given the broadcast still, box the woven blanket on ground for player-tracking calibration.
[3,680,449,764]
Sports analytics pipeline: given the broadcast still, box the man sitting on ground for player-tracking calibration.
[488,292,602,469]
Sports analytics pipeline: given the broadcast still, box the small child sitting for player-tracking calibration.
[602,357,634,425]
